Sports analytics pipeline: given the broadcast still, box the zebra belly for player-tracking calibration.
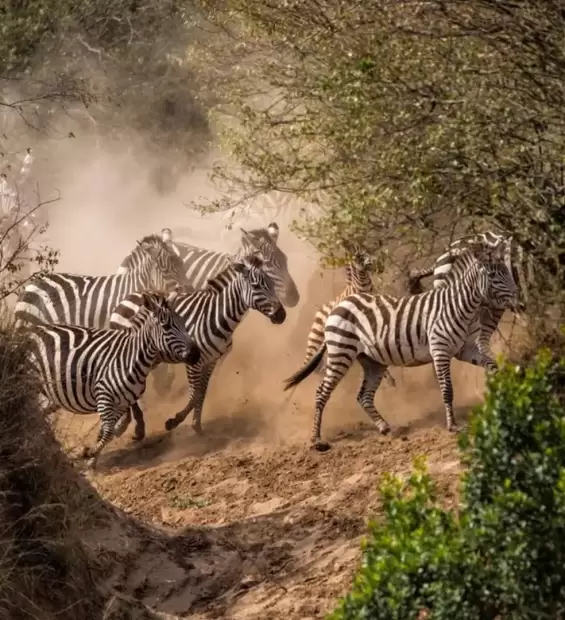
[362,339,434,367]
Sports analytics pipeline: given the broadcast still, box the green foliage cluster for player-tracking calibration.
[188,0,565,308]
[330,350,565,620]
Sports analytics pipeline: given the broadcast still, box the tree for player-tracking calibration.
[1,0,211,188]
[187,0,565,317]
[329,350,565,620]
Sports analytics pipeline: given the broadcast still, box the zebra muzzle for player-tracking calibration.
[269,305,287,325]
[185,343,201,365]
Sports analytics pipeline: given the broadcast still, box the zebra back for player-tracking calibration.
[110,253,286,361]
[408,231,528,304]
[14,235,188,329]
[116,223,300,308]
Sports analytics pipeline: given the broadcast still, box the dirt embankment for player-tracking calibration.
[48,237,523,619]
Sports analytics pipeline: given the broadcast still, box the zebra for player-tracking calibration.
[283,241,518,451]
[14,234,189,329]
[28,292,201,469]
[407,231,531,298]
[109,253,286,441]
[407,231,531,353]
[302,246,395,388]
[116,223,300,308]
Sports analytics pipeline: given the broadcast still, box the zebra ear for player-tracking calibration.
[267,222,279,242]
[140,292,157,311]
[161,228,173,243]
[166,290,179,304]
[240,228,262,249]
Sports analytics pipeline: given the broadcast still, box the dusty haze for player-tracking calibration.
[28,129,525,468]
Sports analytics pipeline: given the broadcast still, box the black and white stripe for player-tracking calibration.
[408,231,531,298]
[14,235,189,329]
[407,231,532,351]
[302,249,395,388]
[284,243,518,451]
[109,253,286,440]
[116,223,300,307]
[28,292,201,469]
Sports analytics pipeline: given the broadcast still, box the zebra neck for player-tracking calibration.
[128,319,160,370]
[211,277,250,329]
[459,263,489,309]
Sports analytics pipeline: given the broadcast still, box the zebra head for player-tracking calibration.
[136,234,189,291]
[239,222,300,308]
[230,253,287,324]
[473,240,519,311]
[141,292,201,365]
[350,247,376,274]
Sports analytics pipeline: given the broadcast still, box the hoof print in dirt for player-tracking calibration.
[312,441,331,452]
[391,425,410,439]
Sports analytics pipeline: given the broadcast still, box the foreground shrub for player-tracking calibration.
[330,350,565,620]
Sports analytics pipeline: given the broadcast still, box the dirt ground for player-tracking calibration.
[50,264,524,620]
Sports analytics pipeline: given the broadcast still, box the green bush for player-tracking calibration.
[330,349,565,620]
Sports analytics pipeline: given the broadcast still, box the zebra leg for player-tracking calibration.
[82,402,123,469]
[190,361,217,435]
[130,402,146,441]
[455,341,497,372]
[164,362,201,432]
[383,369,396,388]
[310,349,356,452]
[113,409,132,438]
[430,349,458,432]
[356,354,391,434]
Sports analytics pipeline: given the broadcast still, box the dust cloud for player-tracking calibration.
[33,128,523,469]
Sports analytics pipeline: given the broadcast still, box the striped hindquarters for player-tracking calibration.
[27,324,136,414]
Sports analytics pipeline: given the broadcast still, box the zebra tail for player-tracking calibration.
[284,344,327,391]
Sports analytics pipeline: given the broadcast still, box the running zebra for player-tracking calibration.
[14,235,188,328]
[407,231,530,299]
[407,231,531,355]
[109,253,286,440]
[284,241,518,451]
[302,246,395,388]
[116,223,300,307]
[28,292,200,469]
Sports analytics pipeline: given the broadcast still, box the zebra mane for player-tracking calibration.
[203,254,264,292]
[245,228,276,244]
[137,234,169,249]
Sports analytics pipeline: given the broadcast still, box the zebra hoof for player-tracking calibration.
[82,446,93,459]
[311,440,331,452]
[165,418,177,432]
[447,424,459,433]
[192,424,204,436]
[132,431,145,442]
[85,457,98,470]
[380,425,392,436]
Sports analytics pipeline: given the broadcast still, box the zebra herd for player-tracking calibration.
[12,224,523,468]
